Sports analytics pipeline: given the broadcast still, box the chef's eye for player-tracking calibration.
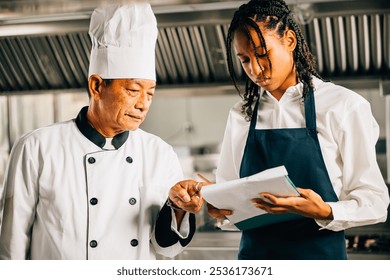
[126,89,139,96]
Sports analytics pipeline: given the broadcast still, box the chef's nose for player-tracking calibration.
[135,92,149,110]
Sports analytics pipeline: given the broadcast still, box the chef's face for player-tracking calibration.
[233,22,297,99]
[89,76,155,135]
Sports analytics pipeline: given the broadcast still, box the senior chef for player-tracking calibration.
[0,3,204,260]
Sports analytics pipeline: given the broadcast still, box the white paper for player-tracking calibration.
[201,166,300,224]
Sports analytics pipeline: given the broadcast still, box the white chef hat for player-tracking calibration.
[88,2,158,81]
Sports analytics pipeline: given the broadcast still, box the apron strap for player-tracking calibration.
[304,88,317,131]
[249,98,260,130]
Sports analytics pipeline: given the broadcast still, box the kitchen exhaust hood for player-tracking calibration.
[0,0,389,94]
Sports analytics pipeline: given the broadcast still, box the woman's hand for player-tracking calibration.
[251,187,333,220]
[206,203,233,221]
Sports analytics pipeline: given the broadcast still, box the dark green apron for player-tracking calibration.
[238,89,347,260]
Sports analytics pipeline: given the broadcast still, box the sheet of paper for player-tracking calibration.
[201,166,300,224]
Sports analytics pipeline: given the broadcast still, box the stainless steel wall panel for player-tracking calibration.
[73,33,90,80]
[323,17,336,74]
[0,48,14,91]
[166,27,190,83]
[0,1,389,93]
[222,24,242,78]
[345,15,359,73]
[215,24,228,75]
[16,37,47,89]
[370,14,383,71]
[8,94,55,146]
[333,16,348,74]
[7,38,36,90]
[358,15,371,72]
[62,34,88,87]
[384,14,390,70]
[177,26,200,82]
[312,18,324,74]
[29,37,63,88]
[1,38,25,90]
[0,95,9,187]
[157,28,179,83]
[155,39,169,84]
[200,25,226,82]
[47,36,77,87]
[78,33,92,66]
[189,26,211,81]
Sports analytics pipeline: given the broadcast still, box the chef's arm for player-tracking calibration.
[167,179,204,228]
[0,139,37,260]
[166,203,186,229]
[153,202,196,253]
[151,180,204,258]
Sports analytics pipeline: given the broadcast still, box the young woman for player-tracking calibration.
[207,0,389,259]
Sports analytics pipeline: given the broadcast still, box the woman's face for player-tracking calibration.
[233,22,297,99]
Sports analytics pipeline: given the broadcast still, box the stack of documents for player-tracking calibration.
[201,166,303,230]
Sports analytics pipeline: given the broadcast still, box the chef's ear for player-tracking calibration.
[88,74,104,99]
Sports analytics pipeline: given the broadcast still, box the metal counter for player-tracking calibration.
[169,221,390,260]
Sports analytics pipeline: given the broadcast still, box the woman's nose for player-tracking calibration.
[249,59,263,76]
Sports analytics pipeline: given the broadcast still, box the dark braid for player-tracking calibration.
[226,0,322,120]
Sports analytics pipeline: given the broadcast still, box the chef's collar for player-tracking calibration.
[75,106,129,149]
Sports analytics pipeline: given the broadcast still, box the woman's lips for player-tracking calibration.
[256,79,270,86]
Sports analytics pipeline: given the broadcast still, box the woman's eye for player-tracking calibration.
[256,52,267,58]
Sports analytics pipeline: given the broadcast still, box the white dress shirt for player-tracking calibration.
[217,77,389,231]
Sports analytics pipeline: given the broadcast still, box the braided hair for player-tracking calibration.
[226,0,322,120]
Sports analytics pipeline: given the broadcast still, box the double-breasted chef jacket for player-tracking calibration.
[0,106,195,259]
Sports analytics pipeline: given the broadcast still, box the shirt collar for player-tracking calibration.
[258,78,321,101]
[75,106,129,150]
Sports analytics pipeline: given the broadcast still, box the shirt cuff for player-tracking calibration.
[170,208,190,239]
[315,202,346,231]
[217,219,240,231]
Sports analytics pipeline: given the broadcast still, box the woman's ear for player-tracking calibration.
[284,29,297,51]
[88,74,104,100]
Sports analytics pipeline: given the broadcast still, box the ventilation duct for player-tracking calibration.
[0,0,389,93]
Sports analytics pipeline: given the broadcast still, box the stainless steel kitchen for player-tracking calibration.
[0,0,390,263]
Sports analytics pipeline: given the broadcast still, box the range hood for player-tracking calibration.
[0,0,389,94]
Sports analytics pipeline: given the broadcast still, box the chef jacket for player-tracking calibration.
[0,107,195,259]
[217,77,389,231]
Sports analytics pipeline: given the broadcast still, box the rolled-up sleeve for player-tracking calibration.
[316,100,389,231]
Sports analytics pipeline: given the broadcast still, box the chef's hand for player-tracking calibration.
[206,203,233,221]
[168,180,205,214]
[251,187,333,220]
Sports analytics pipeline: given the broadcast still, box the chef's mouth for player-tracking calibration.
[125,114,143,121]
